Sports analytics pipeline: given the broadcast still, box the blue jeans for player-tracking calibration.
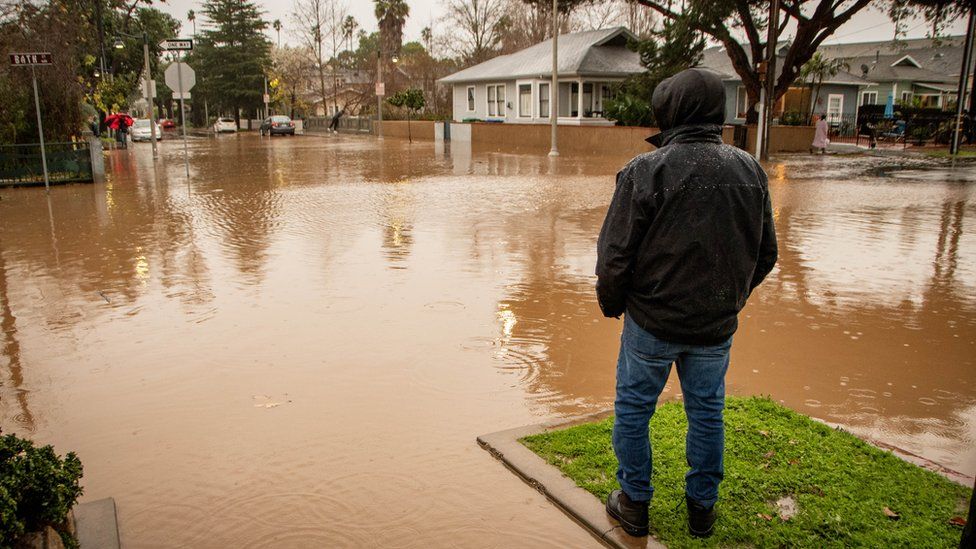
[612,315,732,508]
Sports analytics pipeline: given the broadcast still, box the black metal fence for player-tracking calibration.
[0,142,93,187]
[854,105,959,147]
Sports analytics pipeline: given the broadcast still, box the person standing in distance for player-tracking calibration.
[596,68,778,539]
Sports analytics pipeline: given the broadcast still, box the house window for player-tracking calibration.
[900,91,913,104]
[860,91,877,106]
[466,86,475,111]
[736,86,749,118]
[582,83,593,116]
[487,84,506,117]
[539,83,550,118]
[826,94,844,124]
[518,84,532,117]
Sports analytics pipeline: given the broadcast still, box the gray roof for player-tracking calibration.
[700,45,871,87]
[438,27,643,84]
[818,35,966,79]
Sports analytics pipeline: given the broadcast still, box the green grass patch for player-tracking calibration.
[521,396,970,548]
[923,149,976,158]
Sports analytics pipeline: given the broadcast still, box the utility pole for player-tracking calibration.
[143,33,158,159]
[761,0,780,161]
[548,0,559,157]
[950,7,975,156]
[377,50,384,139]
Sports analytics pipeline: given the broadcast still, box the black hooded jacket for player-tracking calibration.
[596,68,778,345]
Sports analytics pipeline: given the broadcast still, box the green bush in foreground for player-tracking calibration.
[522,396,970,548]
[0,432,83,547]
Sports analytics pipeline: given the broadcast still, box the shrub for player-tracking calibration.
[780,110,807,126]
[0,432,83,547]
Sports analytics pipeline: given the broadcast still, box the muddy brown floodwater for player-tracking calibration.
[1,134,974,547]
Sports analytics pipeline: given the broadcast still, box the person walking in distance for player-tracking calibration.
[811,113,829,154]
[596,68,778,539]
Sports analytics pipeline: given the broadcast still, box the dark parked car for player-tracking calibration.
[260,115,295,136]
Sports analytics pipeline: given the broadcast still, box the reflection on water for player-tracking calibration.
[0,135,973,546]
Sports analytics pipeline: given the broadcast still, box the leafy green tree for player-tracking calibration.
[604,15,704,127]
[193,0,271,125]
[386,88,425,142]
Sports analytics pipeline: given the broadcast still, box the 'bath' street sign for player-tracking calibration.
[9,53,52,66]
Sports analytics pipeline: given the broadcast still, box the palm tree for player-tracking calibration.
[800,52,850,121]
[273,19,282,49]
[374,0,409,58]
[421,26,432,53]
[342,16,358,53]
[187,10,196,36]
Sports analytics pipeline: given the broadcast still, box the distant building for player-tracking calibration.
[818,36,967,110]
[307,69,374,117]
[438,27,643,126]
[699,44,871,125]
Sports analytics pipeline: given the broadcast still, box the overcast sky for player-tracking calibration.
[157,0,969,49]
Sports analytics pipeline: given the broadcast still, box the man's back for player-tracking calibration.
[599,68,778,539]
[596,69,777,345]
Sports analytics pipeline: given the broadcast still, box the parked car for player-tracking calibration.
[159,118,176,129]
[260,115,295,136]
[213,117,237,133]
[130,118,162,142]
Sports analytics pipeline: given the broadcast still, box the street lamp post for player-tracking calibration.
[548,0,559,157]
[115,32,158,159]
[377,49,383,139]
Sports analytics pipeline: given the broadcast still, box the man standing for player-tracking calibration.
[596,68,778,539]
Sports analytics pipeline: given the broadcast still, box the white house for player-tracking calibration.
[438,27,644,126]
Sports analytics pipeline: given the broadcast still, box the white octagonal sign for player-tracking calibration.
[164,62,195,93]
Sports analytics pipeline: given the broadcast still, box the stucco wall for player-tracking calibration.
[465,122,657,157]
[733,125,818,154]
[377,120,436,140]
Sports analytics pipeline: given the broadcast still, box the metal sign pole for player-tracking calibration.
[177,57,190,177]
[30,65,50,193]
[548,0,559,157]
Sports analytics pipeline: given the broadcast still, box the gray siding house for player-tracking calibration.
[699,45,870,125]
[818,36,967,109]
[439,27,644,126]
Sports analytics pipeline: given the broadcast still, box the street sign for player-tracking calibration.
[164,62,195,92]
[376,82,385,97]
[173,92,191,100]
[160,39,193,51]
[263,93,270,103]
[9,52,53,191]
[9,52,52,66]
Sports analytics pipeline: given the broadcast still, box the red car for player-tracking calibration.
[159,119,176,129]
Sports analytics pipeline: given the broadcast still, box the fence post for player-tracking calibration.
[88,136,105,183]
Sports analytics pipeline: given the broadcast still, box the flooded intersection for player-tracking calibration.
[0,134,973,546]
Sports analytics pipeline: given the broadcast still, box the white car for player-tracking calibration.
[130,119,162,142]
[213,117,237,133]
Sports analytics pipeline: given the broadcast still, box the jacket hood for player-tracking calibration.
[646,68,725,144]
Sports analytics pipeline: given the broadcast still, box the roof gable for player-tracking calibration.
[891,54,921,67]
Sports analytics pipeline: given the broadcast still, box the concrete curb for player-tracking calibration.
[73,497,121,549]
[478,410,973,549]
[477,412,665,549]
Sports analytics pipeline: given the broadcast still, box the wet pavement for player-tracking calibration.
[0,133,974,547]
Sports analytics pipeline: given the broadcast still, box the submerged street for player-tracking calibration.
[1,134,974,546]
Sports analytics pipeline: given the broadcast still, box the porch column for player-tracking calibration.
[578,78,584,118]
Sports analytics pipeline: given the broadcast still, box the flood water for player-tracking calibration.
[1,134,974,547]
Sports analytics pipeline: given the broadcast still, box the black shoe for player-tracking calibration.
[606,489,649,537]
[686,496,717,538]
